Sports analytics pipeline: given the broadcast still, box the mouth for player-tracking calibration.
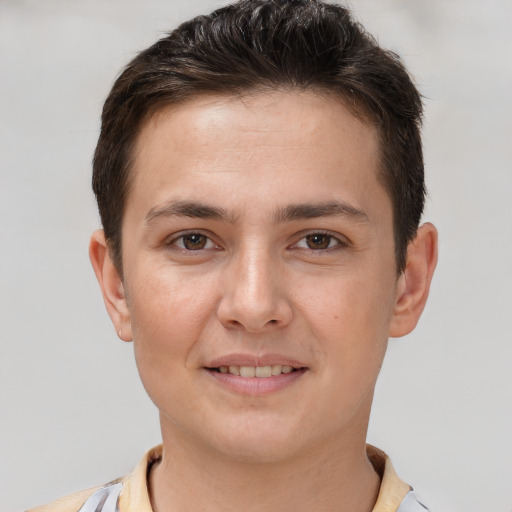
[207,364,303,378]
[203,355,308,394]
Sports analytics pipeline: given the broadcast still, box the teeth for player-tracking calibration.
[271,364,282,376]
[240,366,255,377]
[217,365,297,378]
[255,366,272,378]
[228,365,240,376]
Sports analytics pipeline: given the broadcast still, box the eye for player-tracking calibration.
[295,233,342,250]
[172,233,217,251]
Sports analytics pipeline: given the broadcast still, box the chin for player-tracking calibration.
[203,414,318,464]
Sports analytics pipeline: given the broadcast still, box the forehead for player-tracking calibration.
[128,90,387,219]
[138,89,377,152]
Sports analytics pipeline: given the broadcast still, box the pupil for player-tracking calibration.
[307,234,330,249]
[184,234,206,250]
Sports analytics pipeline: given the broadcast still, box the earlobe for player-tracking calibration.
[389,223,438,338]
[89,230,133,342]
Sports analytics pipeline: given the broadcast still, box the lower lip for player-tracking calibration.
[205,368,307,395]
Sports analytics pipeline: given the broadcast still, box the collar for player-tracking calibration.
[119,444,411,512]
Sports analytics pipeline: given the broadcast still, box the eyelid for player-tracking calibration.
[290,230,350,251]
[164,230,222,251]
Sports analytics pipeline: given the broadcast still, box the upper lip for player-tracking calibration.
[205,353,307,369]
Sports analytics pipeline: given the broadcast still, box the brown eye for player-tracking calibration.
[305,233,333,250]
[181,234,208,250]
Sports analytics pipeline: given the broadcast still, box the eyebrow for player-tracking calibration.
[274,201,369,223]
[145,200,237,224]
[145,199,369,225]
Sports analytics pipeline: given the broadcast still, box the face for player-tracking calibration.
[115,91,402,462]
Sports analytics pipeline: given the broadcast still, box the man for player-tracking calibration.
[30,1,437,511]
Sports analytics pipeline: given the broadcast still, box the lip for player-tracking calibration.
[204,353,308,396]
[205,367,307,395]
[206,353,306,369]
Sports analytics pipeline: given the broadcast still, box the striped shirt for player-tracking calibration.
[27,445,429,512]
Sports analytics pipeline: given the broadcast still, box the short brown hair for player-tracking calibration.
[93,0,425,274]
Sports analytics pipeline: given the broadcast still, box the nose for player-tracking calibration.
[216,247,293,332]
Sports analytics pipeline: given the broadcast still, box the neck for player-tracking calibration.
[149,422,380,512]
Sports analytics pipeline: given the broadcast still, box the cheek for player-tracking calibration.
[127,269,219,370]
[129,264,215,326]
[297,271,394,370]
[300,270,393,328]
[127,271,217,414]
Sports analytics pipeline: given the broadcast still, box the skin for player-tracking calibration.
[90,90,437,512]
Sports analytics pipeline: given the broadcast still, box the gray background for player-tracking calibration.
[1,1,511,511]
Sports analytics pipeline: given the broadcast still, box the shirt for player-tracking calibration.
[27,445,429,512]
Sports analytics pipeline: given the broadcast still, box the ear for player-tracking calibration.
[389,223,438,338]
[89,230,133,342]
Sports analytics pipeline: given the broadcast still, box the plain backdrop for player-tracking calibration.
[1,1,511,511]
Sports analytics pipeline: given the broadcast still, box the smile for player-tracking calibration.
[204,355,308,394]
[213,365,296,378]
[205,360,307,395]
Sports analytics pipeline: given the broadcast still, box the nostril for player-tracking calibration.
[226,319,244,329]
[217,293,293,332]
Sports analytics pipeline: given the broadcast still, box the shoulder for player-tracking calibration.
[26,480,124,512]
[24,445,162,512]
[397,490,431,512]
[367,445,431,512]
[26,485,102,512]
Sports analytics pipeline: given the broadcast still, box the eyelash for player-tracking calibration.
[165,231,220,252]
[291,231,348,252]
[165,231,347,253]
